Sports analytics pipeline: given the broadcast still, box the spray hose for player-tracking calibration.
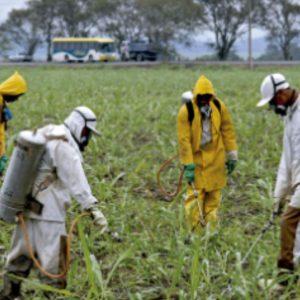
[157,156,208,231]
[241,214,276,266]
[18,212,90,279]
[157,154,184,200]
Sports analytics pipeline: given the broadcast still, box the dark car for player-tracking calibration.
[121,41,158,61]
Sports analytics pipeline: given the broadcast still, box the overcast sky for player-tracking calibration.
[0,0,26,22]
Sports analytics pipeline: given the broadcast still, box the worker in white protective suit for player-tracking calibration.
[257,74,300,290]
[0,106,108,300]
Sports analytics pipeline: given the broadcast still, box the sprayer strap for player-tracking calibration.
[270,75,286,96]
[186,101,194,125]
[14,140,29,152]
[186,98,222,125]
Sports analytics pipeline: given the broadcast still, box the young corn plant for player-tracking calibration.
[1,66,300,298]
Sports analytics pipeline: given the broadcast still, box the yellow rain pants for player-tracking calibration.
[184,187,221,234]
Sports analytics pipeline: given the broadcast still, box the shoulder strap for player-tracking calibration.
[185,98,221,125]
[45,135,68,142]
[185,101,194,125]
[213,98,221,113]
[213,98,222,113]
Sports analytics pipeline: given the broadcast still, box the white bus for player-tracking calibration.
[52,37,119,62]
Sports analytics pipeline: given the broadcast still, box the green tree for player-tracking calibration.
[56,0,97,37]
[98,0,142,45]
[259,0,300,60]
[28,0,60,61]
[0,8,41,57]
[135,0,199,57]
[97,0,199,56]
[0,29,12,59]
[195,0,250,60]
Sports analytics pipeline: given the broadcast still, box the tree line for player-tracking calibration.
[0,0,299,61]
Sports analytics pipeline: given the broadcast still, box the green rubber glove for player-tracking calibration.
[226,160,237,175]
[0,155,8,175]
[184,163,195,183]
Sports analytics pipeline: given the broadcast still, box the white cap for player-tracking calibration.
[181,91,193,104]
[257,73,289,107]
[75,106,100,136]
[64,106,100,144]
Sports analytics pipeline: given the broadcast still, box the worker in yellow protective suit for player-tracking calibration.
[177,75,238,233]
[0,72,27,174]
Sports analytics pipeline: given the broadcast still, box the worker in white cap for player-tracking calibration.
[257,73,300,290]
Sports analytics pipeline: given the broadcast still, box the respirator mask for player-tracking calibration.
[269,98,288,116]
[79,127,92,152]
[197,94,212,118]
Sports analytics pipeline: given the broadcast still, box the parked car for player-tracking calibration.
[121,41,158,61]
[8,53,33,62]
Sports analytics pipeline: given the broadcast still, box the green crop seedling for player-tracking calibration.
[0,65,299,299]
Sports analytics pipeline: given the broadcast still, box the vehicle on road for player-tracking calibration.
[8,53,33,62]
[52,37,119,62]
[120,41,158,61]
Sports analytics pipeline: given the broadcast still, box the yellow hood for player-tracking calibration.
[0,72,27,96]
[193,75,215,97]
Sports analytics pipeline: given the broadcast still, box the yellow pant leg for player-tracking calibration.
[203,190,222,231]
[184,186,206,234]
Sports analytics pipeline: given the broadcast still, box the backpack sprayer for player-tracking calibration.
[0,130,120,280]
[0,130,46,223]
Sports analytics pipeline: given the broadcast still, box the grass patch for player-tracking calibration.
[0,65,299,298]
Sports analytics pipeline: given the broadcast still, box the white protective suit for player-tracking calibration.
[28,124,98,221]
[274,96,300,265]
[4,107,106,291]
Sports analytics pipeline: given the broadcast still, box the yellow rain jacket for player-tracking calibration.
[0,72,27,156]
[177,75,237,191]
